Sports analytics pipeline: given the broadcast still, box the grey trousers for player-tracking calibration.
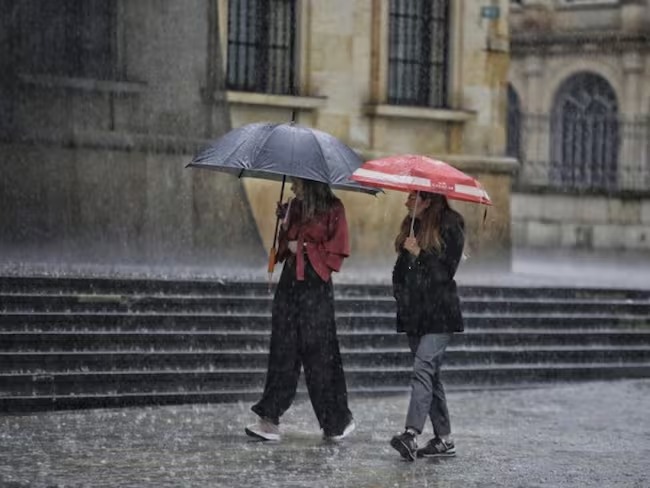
[405,333,452,436]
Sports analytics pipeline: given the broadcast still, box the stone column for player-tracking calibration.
[621,0,646,33]
[522,54,546,186]
[621,51,644,190]
[622,52,643,116]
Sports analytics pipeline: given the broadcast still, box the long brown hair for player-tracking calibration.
[394,192,451,253]
[300,179,338,221]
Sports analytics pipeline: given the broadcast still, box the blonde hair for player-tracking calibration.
[394,192,451,253]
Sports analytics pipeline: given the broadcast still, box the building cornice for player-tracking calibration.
[0,128,207,155]
[18,74,146,95]
[225,91,327,110]
[364,104,475,123]
[511,30,650,56]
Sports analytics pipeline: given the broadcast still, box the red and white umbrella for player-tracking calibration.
[351,154,491,205]
[352,154,491,236]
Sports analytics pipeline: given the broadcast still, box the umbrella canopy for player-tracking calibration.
[351,154,491,205]
[188,122,377,194]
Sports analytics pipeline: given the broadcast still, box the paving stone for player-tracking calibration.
[1,380,648,488]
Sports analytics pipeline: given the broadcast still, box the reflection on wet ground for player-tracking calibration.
[1,380,648,487]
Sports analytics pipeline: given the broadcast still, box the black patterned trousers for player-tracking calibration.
[251,257,353,436]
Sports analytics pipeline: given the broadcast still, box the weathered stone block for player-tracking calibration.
[576,197,609,224]
[593,225,626,249]
[511,221,528,247]
[542,195,576,223]
[560,223,578,248]
[608,200,641,225]
[624,226,650,251]
[314,113,351,142]
[527,222,562,247]
[511,193,544,220]
[310,34,353,72]
[640,201,650,225]
[561,223,595,249]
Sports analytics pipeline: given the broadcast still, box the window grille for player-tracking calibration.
[227,0,297,95]
[387,0,450,107]
[550,73,619,191]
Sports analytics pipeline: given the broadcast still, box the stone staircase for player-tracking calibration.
[1,276,649,412]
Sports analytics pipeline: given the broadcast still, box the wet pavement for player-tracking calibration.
[1,380,648,488]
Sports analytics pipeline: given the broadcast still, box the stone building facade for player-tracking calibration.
[0,0,262,270]
[219,0,516,268]
[509,0,650,251]
[0,0,515,274]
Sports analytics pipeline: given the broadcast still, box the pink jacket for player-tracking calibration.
[277,199,350,281]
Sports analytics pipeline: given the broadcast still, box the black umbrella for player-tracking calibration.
[188,121,377,194]
[187,121,377,280]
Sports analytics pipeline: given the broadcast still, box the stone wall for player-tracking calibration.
[512,193,650,251]
[0,0,264,272]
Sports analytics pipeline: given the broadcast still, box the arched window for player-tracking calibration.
[550,72,619,191]
[506,84,522,161]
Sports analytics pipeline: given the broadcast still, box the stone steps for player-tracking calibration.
[2,345,649,372]
[1,329,649,351]
[2,293,650,315]
[2,276,649,300]
[0,276,649,411]
[2,364,650,411]
[0,311,648,331]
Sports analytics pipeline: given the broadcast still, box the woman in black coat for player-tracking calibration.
[390,191,465,461]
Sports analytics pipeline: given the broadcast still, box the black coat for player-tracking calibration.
[392,210,465,336]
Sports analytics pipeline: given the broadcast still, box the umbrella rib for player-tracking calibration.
[246,123,285,174]
[195,134,250,170]
[326,135,366,188]
[310,132,333,180]
[289,128,296,173]
[202,122,276,172]
[317,132,378,193]
[330,138,358,176]
[255,124,282,158]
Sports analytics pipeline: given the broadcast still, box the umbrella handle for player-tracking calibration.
[268,175,287,279]
[409,190,419,237]
[267,247,277,274]
[271,176,287,251]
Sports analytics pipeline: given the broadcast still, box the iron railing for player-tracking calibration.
[226,0,297,95]
[387,0,449,108]
[509,112,650,194]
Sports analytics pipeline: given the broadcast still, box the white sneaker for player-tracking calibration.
[324,419,356,442]
[245,418,281,441]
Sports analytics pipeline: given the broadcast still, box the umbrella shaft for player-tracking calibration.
[271,176,287,250]
[409,190,419,237]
